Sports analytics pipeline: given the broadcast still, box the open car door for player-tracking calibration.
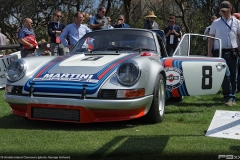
[163,33,226,98]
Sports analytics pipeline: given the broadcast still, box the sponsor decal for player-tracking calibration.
[33,73,99,83]
[165,67,184,91]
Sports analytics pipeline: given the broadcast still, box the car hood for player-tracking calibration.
[24,53,139,94]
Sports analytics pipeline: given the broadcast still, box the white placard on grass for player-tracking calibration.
[205,110,240,140]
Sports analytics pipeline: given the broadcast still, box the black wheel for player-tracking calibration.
[145,74,166,123]
[167,96,183,103]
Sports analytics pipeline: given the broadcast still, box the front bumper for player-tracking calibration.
[4,94,153,123]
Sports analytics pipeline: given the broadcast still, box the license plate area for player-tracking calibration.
[31,107,80,122]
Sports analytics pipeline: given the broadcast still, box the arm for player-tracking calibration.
[59,26,70,47]
[165,30,172,38]
[89,16,105,30]
[17,29,34,48]
[208,34,215,57]
[18,38,33,48]
[172,26,180,37]
[238,34,240,51]
[47,23,55,37]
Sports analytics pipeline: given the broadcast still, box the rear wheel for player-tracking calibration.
[145,74,166,123]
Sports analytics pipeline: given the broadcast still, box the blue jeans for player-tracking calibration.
[222,53,238,102]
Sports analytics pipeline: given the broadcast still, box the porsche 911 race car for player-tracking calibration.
[4,28,226,124]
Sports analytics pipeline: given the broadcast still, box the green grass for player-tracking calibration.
[0,89,240,160]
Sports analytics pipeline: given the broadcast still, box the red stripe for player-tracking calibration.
[98,55,135,80]
[35,62,55,78]
[164,59,174,68]
[172,88,180,97]
[35,57,65,78]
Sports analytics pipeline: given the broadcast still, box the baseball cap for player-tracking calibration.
[220,1,231,11]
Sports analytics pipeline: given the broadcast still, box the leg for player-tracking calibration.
[221,54,233,103]
[228,55,238,102]
[166,44,173,56]
[58,43,65,56]
[51,43,58,56]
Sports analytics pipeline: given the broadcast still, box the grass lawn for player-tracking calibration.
[0,88,239,160]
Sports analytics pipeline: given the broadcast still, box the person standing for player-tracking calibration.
[89,7,108,31]
[0,28,7,55]
[232,12,240,93]
[0,28,6,46]
[48,11,65,56]
[143,11,159,29]
[208,1,240,106]
[60,12,91,50]
[164,15,181,56]
[106,16,113,29]
[18,18,38,58]
[204,15,217,36]
[114,14,130,28]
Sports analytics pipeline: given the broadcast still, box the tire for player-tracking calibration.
[167,96,183,103]
[145,73,166,123]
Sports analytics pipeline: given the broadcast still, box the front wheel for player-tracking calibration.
[145,73,166,123]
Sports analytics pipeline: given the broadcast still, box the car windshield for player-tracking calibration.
[70,29,157,54]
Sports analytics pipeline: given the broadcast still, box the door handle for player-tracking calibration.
[216,63,226,69]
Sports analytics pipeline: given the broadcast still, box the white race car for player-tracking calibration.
[4,29,226,124]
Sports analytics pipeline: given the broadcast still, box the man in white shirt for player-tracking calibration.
[208,1,240,106]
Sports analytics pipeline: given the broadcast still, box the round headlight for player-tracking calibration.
[7,59,27,82]
[117,60,141,86]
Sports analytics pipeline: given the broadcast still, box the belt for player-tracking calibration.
[24,48,36,51]
[222,48,238,52]
[214,48,238,52]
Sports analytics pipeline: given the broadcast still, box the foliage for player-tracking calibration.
[0,0,240,47]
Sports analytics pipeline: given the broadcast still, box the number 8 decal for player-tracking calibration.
[202,66,212,89]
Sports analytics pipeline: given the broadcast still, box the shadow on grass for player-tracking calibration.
[1,135,218,160]
[87,135,169,159]
[229,146,240,152]
[0,114,154,131]
[166,101,224,107]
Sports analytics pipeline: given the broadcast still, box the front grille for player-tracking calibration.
[11,86,23,95]
[97,89,117,99]
[31,107,80,122]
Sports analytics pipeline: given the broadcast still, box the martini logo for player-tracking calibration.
[33,73,99,83]
[165,67,184,91]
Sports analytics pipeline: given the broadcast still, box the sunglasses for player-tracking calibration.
[56,15,62,18]
[118,19,123,20]
[169,20,174,23]
[101,11,106,13]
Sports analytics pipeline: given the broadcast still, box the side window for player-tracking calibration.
[173,34,220,57]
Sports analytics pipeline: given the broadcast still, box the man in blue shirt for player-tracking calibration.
[89,7,108,31]
[18,18,38,58]
[114,14,130,28]
[60,12,91,50]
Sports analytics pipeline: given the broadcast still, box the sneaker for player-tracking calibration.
[225,101,232,106]
[232,101,237,105]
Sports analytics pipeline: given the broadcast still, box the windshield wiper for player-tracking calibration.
[106,46,133,52]
[133,48,155,53]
